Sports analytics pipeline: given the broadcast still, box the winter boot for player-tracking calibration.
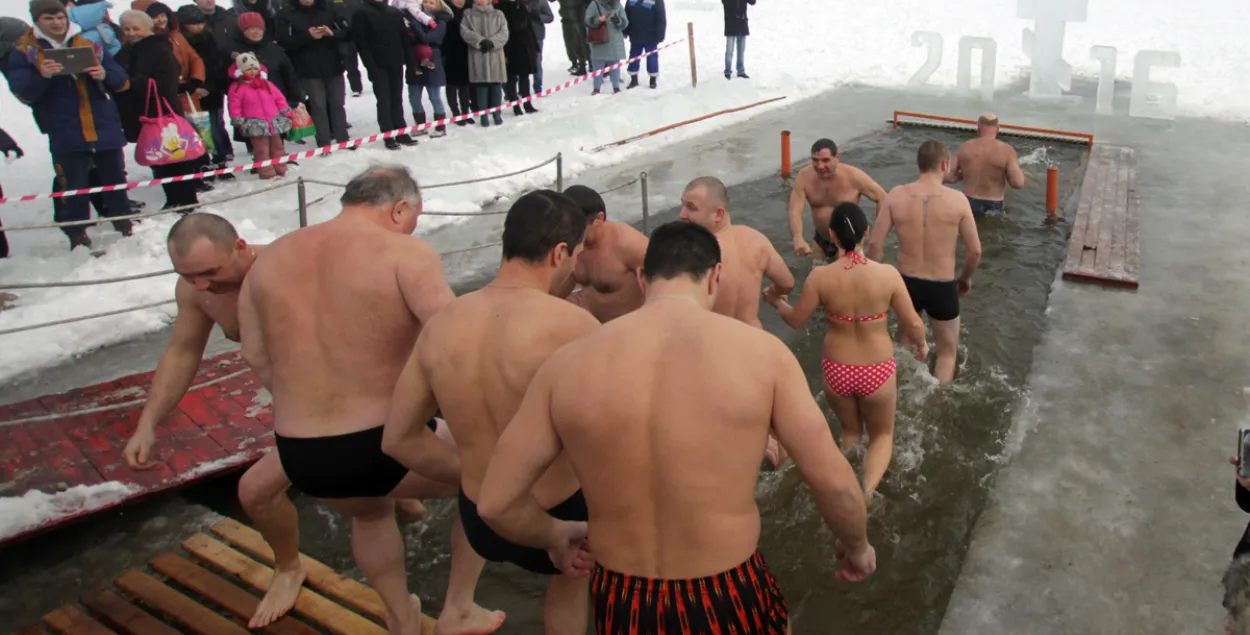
[650,75,657,89]
[395,134,418,147]
[524,100,538,114]
[113,219,134,237]
[415,113,428,134]
[385,138,402,150]
[627,74,639,89]
[68,231,93,251]
[513,104,524,117]
[431,115,447,138]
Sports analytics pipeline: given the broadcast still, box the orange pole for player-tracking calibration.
[892,111,1095,147]
[590,96,786,152]
[781,130,792,181]
[1046,166,1059,215]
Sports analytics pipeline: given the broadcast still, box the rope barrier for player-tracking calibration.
[439,241,503,257]
[0,368,253,429]
[0,269,177,291]
[600,177,642,194]
[300,153,560,194]
[0,299,176,337]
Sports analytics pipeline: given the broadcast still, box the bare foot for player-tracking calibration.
[396,499,427,518]
[434,603,507,635]
[249,565,306,628]
[764,434,790,470]
[385,594,426,635]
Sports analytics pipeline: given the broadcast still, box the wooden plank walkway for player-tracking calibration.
[13,518,435,635]
[0,352,274,547]
[1062,143,1141,288]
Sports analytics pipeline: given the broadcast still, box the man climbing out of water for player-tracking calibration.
[121,212,429,629]
[789,138,887,260]
[680,175,794,468]
[237,165,504,635]
[383,190,599,634]
[945,112,1026,217]
[476,221,876,634]
[560,184,649,323]
[868,140,982,384]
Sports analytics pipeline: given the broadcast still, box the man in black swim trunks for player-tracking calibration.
[870,140,982,384]
[945,112,1027,217]
[382,189,599,633]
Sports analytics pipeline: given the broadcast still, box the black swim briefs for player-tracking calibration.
[967,196,1005,217]
[275,423,419,499]
[458,487,588,575]
[902,274,960,322]
[812,231,837,260]
[592,550,789,635]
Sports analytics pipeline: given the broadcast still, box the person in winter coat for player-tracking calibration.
[459,0,506,127]
[228,52,293,178]
[404,0,453,138]
[442,0,475,125]
[352,0,418,148]
[230,12,302,111]
[276,0,352,148]
[177,4,236,179]
[68,1,123,56]
[0,127,20,257]
[192,0,238,48]
[8,0,134,251]
[584,0,626,94]
[232,0,276,41]
[523,0,552,92]
[623,0,662,89]
[116,10,203,210]
[146,3,208,112]
[721,0,753,79]
[328,0,363,95]
[495,0,537,117]
[557,0,587,76]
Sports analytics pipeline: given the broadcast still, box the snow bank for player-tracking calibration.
[0,0,1244,381]
[0,481,139,541]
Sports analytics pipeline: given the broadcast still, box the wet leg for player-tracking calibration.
[324,497,425,635]
[239,452,307,628]
[543,574,588,635]
[858,376,898,497]
[824,386,863,455]
[931,317,961,383]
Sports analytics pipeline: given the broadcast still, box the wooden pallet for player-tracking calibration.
[1062,144,1141,288]
[13,517,435,635]
[0,352,274,547]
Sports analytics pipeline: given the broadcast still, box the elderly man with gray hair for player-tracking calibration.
[237,164,504,635]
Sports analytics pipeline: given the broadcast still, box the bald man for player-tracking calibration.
[945,113,1026,217]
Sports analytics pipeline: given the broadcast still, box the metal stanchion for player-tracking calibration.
[640,172,650,234]
[556,152,564,193]
[297,178,308,228]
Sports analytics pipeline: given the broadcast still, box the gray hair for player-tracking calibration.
[1226,555,1250,635]
[340,164,422,208]
[119,9,154,30]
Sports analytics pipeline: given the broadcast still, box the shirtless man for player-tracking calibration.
[868,141,982,384]
[789,138,887,260]
[476,221,876,634]
[121,213,426,629]
[383,190,599,634]
[560,185,648,322]
[237,166,503,635]
[945,113,1026,217]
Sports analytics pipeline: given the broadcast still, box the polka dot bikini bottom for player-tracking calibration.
[821,358,897,398]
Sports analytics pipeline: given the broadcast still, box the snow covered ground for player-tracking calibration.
[0,0,1244,382]
[0,481,137,540]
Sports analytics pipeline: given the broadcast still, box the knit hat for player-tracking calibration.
[29,0,67,20]
[176,5,206,25]
[237,11,265,31]
[235,51,261,74]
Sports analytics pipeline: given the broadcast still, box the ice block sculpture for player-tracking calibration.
[957,36,997,100]
[1018,0,1087,99]
[1090,45,1117,115]
[908,31,943,86]
[1130,50,1181,120]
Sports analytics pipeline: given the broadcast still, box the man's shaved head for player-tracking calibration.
[167,212,239,257]
[977,112,999,127]
[683,176,730,209]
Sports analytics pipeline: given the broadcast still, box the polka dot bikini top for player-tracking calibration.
[827,251,887,323]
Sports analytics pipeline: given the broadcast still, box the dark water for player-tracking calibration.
[0,127,1089,634]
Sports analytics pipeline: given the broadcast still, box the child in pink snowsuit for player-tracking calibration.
[228,52,293,180]
[393,0,438,72]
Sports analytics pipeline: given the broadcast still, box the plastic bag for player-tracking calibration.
[285,103,316,143]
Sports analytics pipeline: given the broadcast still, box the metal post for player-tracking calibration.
[640,172,650,234]
[556,152,564,192]
[297,177,308,228]
[687,23,697,88]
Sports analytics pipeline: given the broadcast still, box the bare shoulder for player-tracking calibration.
[173,278,210,313]
[886,182,911,200]
[793,165,814,187]
[537,293,601,335]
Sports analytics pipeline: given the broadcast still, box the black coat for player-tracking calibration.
[497,1,537,76]
[115,34,184,143]
[721,0,753,37]
[201,5,240,48]
[182,28,232,110]
[352,0,415,73]
[228,33,303,106]
[232,0,278,42]
[441,2,471,85]
[1236,481,1250,558]
[276,0,348,78]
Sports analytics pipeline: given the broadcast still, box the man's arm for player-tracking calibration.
[237,275,273,390]
[1005,147,1026,189]
[767,339,872,572]
[944,150,962,184]
[380,337,461,485]
[621,226,649,278]
[123,285,216,468]
[787,170,811,255]
[759,233,794,297]
[956,202,982,294]
[854,167,887,205]
[866,192,893,262]
[765,268,819,329]
[396,239,457,324]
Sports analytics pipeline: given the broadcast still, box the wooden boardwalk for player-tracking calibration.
[1063,144,1141,288]
[0,352,273,547]
[13,517,435,635]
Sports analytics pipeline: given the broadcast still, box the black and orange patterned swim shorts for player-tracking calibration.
[591,550,789,634]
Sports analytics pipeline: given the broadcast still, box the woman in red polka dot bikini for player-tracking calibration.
[764,202,928,496]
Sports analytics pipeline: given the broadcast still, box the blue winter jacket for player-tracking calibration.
[7,26,130,154]
[68,2,122,57]
[624,0,665,45]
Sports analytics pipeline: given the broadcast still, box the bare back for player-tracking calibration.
[712,225,776,327]
[806,260,909,365]
[243,217,452,438]
[953,137,1018,200]
[546,304,784,578]
[879,181,974,280]
[571,222,647,322]
[417,288,596,505]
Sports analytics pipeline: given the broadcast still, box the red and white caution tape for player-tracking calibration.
[0,40,684,206]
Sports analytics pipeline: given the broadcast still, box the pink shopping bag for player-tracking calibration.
[134,78,206,167]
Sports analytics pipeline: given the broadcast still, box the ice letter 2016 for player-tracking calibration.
[1018,0,1088,99]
